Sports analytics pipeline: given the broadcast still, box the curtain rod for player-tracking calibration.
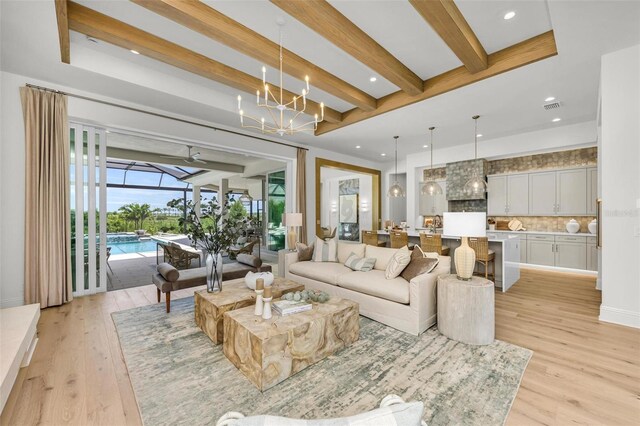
[25,83,309,151]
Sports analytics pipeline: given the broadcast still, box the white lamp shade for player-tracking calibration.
[282,212,303,227]
[443,212,486,237]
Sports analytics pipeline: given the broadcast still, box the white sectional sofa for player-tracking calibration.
[284,242,451,335]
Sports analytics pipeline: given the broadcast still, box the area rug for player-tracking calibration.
[112,297,531,426]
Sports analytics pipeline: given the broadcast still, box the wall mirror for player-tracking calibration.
[315,158,381,241]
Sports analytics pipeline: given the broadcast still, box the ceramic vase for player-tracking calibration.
[566,219,580,234]
[205,251,223,293]
[588,219,597,234]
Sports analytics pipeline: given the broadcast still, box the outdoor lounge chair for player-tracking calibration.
[163,242,202,269]
[228,239,257,260]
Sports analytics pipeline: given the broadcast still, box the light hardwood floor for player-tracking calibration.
[1,269,639,425]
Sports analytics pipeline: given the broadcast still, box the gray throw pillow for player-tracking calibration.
[296,242,314,261]
[237,254,262,268]
[344,252,376,272]
[401,248,439,281]
[157,263,179,282]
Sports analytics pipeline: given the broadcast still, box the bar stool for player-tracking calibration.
[419,233,450,256]
[468,237,495,281]
[389,231,409,249]
[362,230,385,247]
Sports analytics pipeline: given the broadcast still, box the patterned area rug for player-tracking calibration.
[112,297,531,426]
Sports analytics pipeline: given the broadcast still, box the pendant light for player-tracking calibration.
[463,115,488,196]
[387,136,405,198]
[421,127,443,196]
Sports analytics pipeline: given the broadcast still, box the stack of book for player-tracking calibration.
[272,300,312,316]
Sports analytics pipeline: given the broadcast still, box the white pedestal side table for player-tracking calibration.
[437,274,495,345]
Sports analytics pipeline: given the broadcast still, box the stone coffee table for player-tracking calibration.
[223,298,360,391]
[194,277,304,345]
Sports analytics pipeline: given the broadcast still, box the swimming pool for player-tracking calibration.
[108,239,158,255]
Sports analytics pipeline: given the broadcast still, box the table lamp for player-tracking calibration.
[443,212,486,281]
[282,212,303,250]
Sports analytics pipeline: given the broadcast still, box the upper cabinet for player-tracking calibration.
[488,174,528,216]
[488,166,596,217]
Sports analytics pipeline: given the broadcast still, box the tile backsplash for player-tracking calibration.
[489,216,596,233]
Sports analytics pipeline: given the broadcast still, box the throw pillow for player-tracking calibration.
[414,245,439,259]
[157,263,179,282]
[236,253,262,268]
[401,248,440,281]
[384,245,411,279]
[295,242,314,261]
[312,236,338,262]
[344,252,376,272]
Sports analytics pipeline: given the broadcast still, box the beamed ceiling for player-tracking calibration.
[54,0,557,137]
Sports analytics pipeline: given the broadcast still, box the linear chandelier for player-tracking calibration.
[237,27,324,136]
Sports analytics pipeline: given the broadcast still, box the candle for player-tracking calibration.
[256,90,260,104]
[302,89,306,106]
[305,75,309,91]
[262,66,266,84]
[256,278,264,291]
[263,286,272,298]
[320,102,324,120]
[265,85,268,103]
[293,96,297,110]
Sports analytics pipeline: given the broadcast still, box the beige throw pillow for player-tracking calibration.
[401,248,440,281]
[414,245,439,259]
[385,245,411,279]
[312,236,338,262]
[295,242,314,261]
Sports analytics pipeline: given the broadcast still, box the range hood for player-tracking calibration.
[445,159,488,201]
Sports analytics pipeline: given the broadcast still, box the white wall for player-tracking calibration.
[599,44,640,328]
[0,71,383,307]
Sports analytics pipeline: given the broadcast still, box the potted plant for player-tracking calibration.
[180,194,253,293]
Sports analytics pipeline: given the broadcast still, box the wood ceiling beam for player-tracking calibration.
[54,0,70,63]
[66,1,342,124]
[409,0,487,73]
[316,31,558,135]
[271,0,423,96]
[131,0,377,111]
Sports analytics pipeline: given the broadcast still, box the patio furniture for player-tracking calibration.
[228,240,257,260]
[163,242,201,269]
[152,254,272,312]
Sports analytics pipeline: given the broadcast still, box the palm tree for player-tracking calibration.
[118,203,152,230]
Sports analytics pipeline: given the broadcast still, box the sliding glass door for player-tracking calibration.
[266,170,286,251]
[70,123,107,296]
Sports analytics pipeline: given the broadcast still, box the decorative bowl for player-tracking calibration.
[566,219,580,234]
[588,219,597,234]
[245,271,274,290]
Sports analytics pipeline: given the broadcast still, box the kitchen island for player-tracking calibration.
[377,230,521,291]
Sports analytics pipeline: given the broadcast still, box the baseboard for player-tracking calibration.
[0,297,24,309]
[520,264,598,276]
[599,305,640,329]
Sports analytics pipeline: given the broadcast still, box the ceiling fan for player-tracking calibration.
[160,145,207,164]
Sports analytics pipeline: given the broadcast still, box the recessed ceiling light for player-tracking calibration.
[423,145,428,148]
[130,49,140,55]
[504,11,516,20]
[545,96,556,102]
[355,145,361,149]
[105,130,111,134]
[552,118,561,122]
[380,153,386,156]
[369,76,377,82]
[476,134,483,138]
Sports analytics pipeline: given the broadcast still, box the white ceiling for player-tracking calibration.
[2,0,640,162]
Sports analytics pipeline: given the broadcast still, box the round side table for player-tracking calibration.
[437,274,495,345]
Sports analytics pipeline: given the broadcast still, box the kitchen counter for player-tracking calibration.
[377,230,520,291]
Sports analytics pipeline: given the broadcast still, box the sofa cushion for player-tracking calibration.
[337,241,366,264]
[296,242,314,261]
[364,245,399,271]
[157,263,179,282]
[236,253,262,268]
[289,261,350,285]
[337,270,410,304]
[344,252,376,272]
[401,248,439,281]
[312,237,338,262]
[385,246,411,279]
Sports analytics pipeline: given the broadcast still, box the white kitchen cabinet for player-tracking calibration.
[555,241,587,270]
[527,236,555,266]
[529,171,557,215]
[587,241,598,271]
[587,167,598,215]
[507,174,529,215]
[487,175,507,215]
[520,236,527,263]
[556,169,587,215]
[419,180,447,216]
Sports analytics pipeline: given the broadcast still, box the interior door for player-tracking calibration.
[70,123,107,297]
